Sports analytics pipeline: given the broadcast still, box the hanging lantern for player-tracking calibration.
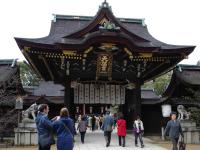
[161,104,172,117]
[76,106,79,113]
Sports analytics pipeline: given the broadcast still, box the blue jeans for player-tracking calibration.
[135,133,144,146]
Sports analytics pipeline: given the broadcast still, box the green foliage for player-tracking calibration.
[142,71,172,96]
[17,61,41,86]
[186,88,200,100]
[188,107,200,127]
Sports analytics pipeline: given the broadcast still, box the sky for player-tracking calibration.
[0,0,199,64]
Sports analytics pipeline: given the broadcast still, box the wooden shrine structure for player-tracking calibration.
[15,1,195,126]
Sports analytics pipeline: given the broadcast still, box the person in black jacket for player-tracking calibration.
[164,112,184,150]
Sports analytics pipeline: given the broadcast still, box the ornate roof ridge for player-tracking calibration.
[53,14,145,25]
[176,64,200,70]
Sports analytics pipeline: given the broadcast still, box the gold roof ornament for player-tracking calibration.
[139,53,152,58]
[24,46,31,52]
[63,50,77,55]
[124,48,133,59]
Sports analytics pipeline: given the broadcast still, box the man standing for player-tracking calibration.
[35,104,55,150]
[164,112,184,150]
[102,111,114,147]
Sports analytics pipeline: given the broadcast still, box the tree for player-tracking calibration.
[18,61,41,86]
[188,107,200,127]
[153,72,172,96]
[142,71,172,96]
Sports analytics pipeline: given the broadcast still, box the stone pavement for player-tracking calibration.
[0,129,167,150]
[73,129,167,150]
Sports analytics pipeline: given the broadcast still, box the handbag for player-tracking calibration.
[39,132,55,147]
[179,137,186,150]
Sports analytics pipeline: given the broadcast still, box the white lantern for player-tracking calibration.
[161,104,172,117]
[76,106,79,113]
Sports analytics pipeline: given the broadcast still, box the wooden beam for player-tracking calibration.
[141,61,166,79]
[40,56,54,80]
[22,49,43,80]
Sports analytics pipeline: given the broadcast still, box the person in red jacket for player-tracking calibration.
[117,113,126,147]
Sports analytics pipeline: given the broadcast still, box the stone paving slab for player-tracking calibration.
[0,129,167,150]
[73,130,167,150]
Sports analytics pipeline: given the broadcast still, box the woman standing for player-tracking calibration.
[53,108,74,150]
[133,115,144,148]
[117,114,126,147]
[77,115,87,144]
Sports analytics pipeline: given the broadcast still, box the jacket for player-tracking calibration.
[164,119,183,138]
[133,120,144,134]
[102,115,114,132]
[77,120,87,132]
[117,119,126,136]
[53,117,74,150]
[35,112,54,145]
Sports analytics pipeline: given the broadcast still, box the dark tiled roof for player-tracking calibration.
[0,59,18,83]
[162,64,200,99]
[15,8,195,52]
[141,88,159,99]
[141,89,162,104]
[0,59,24,106]
[0,96,16,106]
[174,64,200,85]
[32,81,64,96]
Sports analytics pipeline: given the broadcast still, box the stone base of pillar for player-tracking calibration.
[14,122,38,146]
[181,120,200,144]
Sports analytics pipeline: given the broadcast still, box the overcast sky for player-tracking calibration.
[0,0,199,64]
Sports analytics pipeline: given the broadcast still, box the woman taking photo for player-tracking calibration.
[53,107,74,150]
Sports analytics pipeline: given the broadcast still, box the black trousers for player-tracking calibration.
[104,131,112,146]
[80,131,86,143]
[171,138,179,150]
[118,136,125,146]
[39,144,51,150]
[135,133,144,146]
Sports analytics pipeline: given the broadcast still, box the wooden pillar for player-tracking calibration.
[83,104,85,115]
[134,83,141,116]
[124,82,141,129]
[64,76,71,112]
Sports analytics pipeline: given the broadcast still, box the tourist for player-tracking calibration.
[113,113,117,129]
[117,113,126,147]
[77,115,87,144]
[53,107,74,150]
[101,111,114,147]
[133,115,144,148]
[164,112,184,150]
[99,115,103,129]
[88,115,92,130]
[35,104,55,150]
[91,115,96,131]
[95,115,100,129]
